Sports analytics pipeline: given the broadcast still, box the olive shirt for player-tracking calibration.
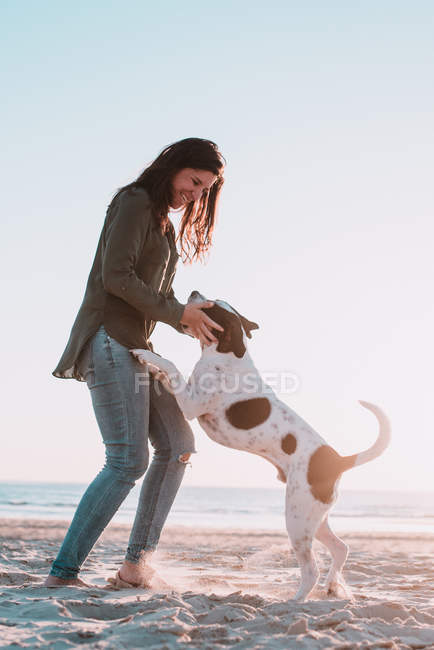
[52,186,185,382]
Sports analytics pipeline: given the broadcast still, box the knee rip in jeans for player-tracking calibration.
[178,453,192,466]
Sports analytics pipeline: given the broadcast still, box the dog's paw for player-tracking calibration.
[129,350,176,391]
[326,577,353,601]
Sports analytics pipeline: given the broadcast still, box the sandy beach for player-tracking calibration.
[0,519,433,649]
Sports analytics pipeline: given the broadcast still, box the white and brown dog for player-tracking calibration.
[131,291,391,602]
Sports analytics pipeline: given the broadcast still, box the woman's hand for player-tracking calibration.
[180,301,224,346]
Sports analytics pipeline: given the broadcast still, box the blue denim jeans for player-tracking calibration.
[50,325,195,579]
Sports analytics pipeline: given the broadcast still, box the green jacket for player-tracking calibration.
[52,186,185,381]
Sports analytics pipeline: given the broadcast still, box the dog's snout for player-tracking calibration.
[187,290,203,306]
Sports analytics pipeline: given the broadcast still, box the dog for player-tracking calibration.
[130,290,391,601]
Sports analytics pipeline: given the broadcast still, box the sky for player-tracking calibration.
[1,0,433,492]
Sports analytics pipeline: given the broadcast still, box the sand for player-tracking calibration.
[0,519,433,649]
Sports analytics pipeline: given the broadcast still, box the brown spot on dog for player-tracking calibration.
[307,446,357,504]
[281,433,297,455]
[225,398,271,430]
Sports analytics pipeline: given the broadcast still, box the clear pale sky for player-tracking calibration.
[1,1,433,492]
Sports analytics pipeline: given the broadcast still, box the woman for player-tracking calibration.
[44,138,225,588]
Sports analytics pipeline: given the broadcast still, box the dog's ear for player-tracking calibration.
[218,315,246,358]
[233,309,259,339]
[203,305,246,358]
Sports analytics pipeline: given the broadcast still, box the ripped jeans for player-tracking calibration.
[50,325,195,579]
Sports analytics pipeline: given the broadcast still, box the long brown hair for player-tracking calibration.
[113,138,225,262]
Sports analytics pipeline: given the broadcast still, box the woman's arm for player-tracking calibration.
[101,189,184,330]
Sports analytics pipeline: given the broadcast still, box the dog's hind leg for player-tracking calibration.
[315,516,352,599]
[285,504,322,602]
[286,524,319,601]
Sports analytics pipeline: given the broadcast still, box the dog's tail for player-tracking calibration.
[342,400,391,471]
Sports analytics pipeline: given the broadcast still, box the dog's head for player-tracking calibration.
[182,290,259,358]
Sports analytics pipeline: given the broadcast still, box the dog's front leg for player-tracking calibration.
[130,349,177,389]
[130,349,212,420]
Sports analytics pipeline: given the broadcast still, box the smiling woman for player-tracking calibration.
[170,168,217,210]
[45,138,226,590]
[121,138,226,263]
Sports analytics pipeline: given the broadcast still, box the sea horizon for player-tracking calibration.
[1,481,433,535]
[2,479,433,494]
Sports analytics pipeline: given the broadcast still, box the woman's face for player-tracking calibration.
[170,168,217,209]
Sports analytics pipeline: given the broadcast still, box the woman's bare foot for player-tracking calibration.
[118,559,155,587]
[43,575,93,588]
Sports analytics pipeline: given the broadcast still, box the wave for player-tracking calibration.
[333,512,434,520]
[3,500,77,508]
[3,503,434,520]
[1,485,434,534]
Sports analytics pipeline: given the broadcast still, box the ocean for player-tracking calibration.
[0,483,433,534]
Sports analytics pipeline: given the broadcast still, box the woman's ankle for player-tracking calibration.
[120,556,155,582]
[124,549,154,569]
